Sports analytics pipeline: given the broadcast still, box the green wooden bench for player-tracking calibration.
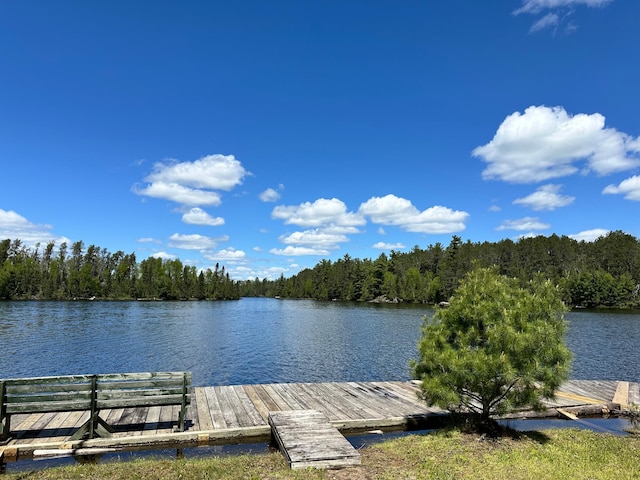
[1,371,191,442]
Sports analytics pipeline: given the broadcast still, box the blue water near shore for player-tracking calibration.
[1,298,639,384]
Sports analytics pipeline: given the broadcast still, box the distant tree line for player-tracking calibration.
[239,231,640,309]
[0,239,240,300]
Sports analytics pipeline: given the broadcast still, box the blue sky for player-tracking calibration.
[1,0,639,280]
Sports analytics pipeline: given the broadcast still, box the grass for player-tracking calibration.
[3,428,639,479]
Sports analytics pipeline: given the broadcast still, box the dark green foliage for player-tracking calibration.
[411,267,572,422]
[0,239,239,301]
[239,231,640,308]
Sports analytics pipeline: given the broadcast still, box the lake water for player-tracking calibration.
[2,299,639,473]
[1,298,639,384]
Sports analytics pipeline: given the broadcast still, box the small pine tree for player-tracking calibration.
[411,266,571,426]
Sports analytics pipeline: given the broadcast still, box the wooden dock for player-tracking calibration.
[269,410,361,469]
[2,380,639,469]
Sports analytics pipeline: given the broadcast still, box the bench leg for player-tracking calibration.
[0,416,10,444]
[70,413,115,440]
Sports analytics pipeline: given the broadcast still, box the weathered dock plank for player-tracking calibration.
[142,406,162,436]
[194,388,213,431]
[203,387,226,429]
[231,385,265,427]
[269,383,306,411]
[241,385,270,421]
[269,410,361,470]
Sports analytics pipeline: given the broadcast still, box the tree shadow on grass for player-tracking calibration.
[446,413,552,444]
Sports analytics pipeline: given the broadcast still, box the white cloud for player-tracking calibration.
[488,205,502,212]
[202,248,246,261]
[530,12,560,32]
[229,265,290,281]
[271,198,364,253]
[497,217,551,231]
[373,242,406,250]
[569,228,609,242]
[146,154,248,191]
[279,230,348,249]
[514,0,613,33]
[514,0,613,15]
[272,198,365,228]
[474,106,640,183]
[135,154,249,207]
[270,246,331,256]
[149,251,177,260]
[0,209,69,247]
[602,175,640,201]
[182,207,225,226]
[137,237,162,244]
[358,194,469,234]
[259,188,281,202]
[168,233,225,250]
[134,181,222,206]
[513,184,575,210]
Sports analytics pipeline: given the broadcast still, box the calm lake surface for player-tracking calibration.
[1,298,639,385]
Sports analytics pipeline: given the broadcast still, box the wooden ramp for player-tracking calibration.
[268,410,361,470]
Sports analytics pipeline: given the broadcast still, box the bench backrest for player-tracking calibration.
[1,372,192,415]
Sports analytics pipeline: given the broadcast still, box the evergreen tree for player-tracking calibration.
[411,266,571,426]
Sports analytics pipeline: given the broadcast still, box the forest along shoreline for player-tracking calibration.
[1,231,639,309]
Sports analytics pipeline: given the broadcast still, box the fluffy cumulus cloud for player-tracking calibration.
[0,209,69,246]
[269,198,366,255]
[272,198,365,229]
[279,230,349,248]
[259,187,281,202]
[358,194,469,234]
[569,228,609,242]
[603,175,640,201]
[182,207,225,226]
[513,184,575,210]
[145,154,248,191]
[270,245,331,256]
[137,237,162,244]
[202,248,246,261]
[134,154,248,206]
[373,241,406,250]
[230,264,289,281]
[497,217,551,231]
[474,106,640,183]
[134,181,222,206]
[514,0,613,33]
[149,251,177,260]
[270,195,468,257]
[168,233,226,250]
